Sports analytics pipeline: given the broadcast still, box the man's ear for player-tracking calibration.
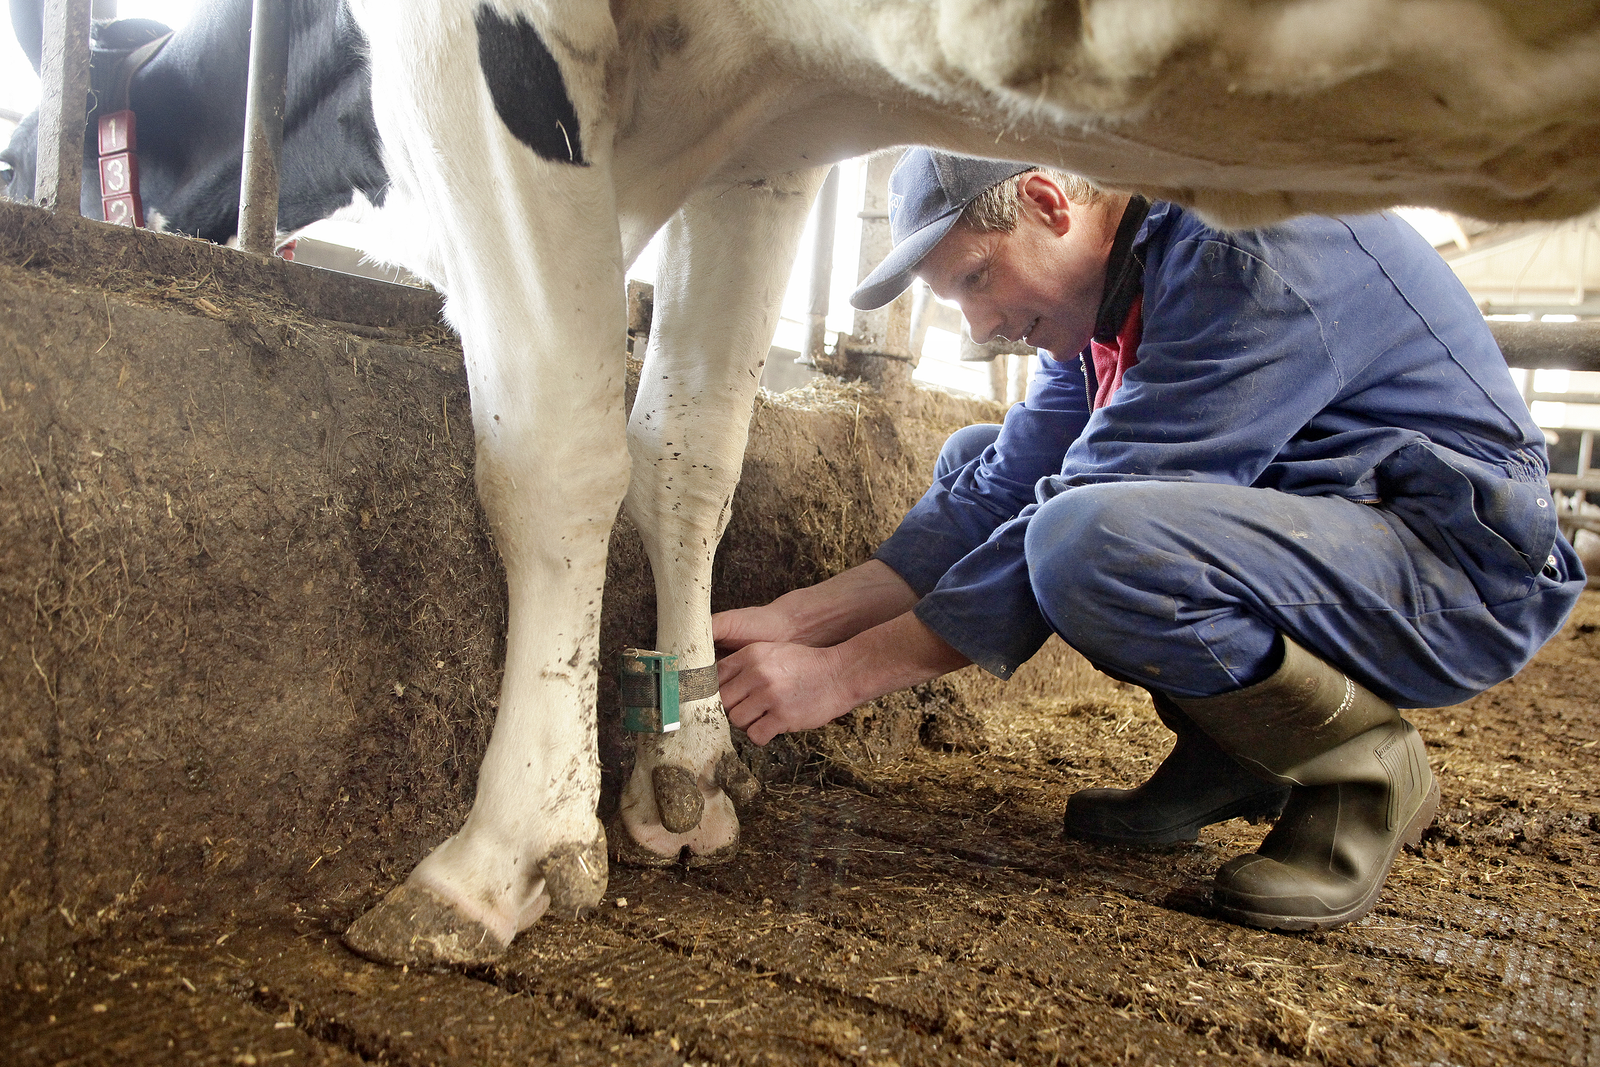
[1017,172,1074,237]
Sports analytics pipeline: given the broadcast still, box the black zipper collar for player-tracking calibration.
[1092,195,1151,342]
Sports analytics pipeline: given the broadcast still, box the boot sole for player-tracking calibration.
[1212,779,1441,932]
[1064,789,1290,849]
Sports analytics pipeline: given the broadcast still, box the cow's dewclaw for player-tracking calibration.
[541,834,609,919]
[343,882,509,967]
[715,751,761,809]
[652,764,706,834]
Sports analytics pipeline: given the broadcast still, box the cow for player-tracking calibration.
[12,0,1600,968]
[1,0,385,243]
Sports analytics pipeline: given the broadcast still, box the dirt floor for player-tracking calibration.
[3,203,1599,1066]
[4,593,1599,1067]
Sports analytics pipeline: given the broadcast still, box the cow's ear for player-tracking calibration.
[10,0,44,73]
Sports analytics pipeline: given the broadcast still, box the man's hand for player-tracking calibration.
[717,611,972,746]
[717,641,857,745]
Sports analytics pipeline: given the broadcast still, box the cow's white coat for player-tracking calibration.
[343,0,1600,961]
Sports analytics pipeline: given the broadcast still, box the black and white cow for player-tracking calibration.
[12,0,1600,968]
[1,0,384,242]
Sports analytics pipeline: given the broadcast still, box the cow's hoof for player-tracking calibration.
[608,820,683,868]
[609,785,742,868]
[684,837,740,868]
[343,883,509,967]
[608,813,743,869]
[653,765,705,834]
[541,834,608,918]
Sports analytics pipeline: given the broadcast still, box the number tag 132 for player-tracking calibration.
[97,110,145,228]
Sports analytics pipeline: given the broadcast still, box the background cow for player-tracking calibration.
[1,0,384,242]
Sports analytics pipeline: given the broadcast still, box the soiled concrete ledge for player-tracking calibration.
[0,202,1105,975]
[0,199,443,330]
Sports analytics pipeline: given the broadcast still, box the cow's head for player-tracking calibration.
[2,2,175,206]
[2,0,42,201]
[1,110,39,203]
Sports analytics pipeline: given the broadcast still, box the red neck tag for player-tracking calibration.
[97,110,145,228]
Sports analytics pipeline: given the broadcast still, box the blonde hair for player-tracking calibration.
[961,169,1108,232]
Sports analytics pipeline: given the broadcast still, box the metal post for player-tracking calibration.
[909,281,933,355]
[237,0,289,254]
[1577,429,1595,512]
[829,152,916,391]
[34,0,93,213]
[799,165,840,366]
[1009,352,1030,405]
[1576,218,1591,308]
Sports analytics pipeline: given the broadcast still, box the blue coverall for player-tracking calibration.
[874,203,1586,707]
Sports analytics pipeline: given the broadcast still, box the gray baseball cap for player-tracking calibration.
[849,149,1032,310]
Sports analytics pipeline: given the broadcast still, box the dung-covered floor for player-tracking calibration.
[7,590,1599,1067]
[2,202,1597,1066]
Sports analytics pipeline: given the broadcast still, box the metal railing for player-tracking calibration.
[33,0,92,215]
[31,0,288,252]
[237,0,288,253]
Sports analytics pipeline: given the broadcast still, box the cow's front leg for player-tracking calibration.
[343,0,624,965]
[614,170,827,865]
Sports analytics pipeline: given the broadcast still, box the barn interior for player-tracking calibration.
[4,5,1600,1067]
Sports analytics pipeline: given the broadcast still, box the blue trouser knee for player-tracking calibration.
[1022,480,1549,708]
[935,423,1002,480]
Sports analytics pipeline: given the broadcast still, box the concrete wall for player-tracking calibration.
[0,202,1108,978]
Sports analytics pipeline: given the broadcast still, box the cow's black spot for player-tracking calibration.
[474,6,587,166]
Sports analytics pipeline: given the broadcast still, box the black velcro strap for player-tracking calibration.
[620,663,719,707]
[620,672,657,706]
[677,664,720,703]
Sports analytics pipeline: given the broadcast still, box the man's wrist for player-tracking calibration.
[765,585,836,645]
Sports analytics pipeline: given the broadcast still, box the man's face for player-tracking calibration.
[916,182,1110,359]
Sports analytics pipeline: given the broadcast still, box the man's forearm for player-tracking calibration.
[787,559,921,644]
[830,609,972,708]
[726,558,920,648]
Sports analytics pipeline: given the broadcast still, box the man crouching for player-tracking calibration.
[714,149,1584,931]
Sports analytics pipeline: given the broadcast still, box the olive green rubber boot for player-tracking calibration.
[1064,695,1289,848]
[1172,636,1439,931]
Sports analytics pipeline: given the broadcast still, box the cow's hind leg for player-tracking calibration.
[615,170,826,865]
[343,0,623,965]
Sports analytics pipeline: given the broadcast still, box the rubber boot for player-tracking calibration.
[1172,636,1440,931]
[1064,695,1289,847]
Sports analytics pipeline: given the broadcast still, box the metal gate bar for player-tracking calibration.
[237,0,289,254]
[33,0,92,214]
